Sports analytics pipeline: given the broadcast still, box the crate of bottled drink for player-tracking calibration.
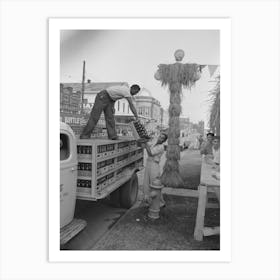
[76,138,144,200]
[129,120,150,140]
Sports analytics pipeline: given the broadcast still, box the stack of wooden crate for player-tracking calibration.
[76,138,144,200]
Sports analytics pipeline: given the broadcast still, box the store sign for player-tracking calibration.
[60,113,87,125]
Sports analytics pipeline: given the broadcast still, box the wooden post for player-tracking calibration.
[194,185,207,241]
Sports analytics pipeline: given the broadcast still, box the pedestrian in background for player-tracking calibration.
[200,132,214,155]
[198,134,204,149]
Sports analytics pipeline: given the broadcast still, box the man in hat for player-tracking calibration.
[80,83,141,140]
[200,132,215,155]
[141,131,168,207]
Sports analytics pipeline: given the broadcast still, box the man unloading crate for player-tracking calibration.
[140,131,168,207]
[80,83,141,140]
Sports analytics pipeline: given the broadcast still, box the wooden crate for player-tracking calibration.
[129,120,149,140]
[76,138,143,201]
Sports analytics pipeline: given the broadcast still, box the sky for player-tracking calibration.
[60,30,219,125]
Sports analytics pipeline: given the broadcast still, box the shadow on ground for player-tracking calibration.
[92,194,220,250]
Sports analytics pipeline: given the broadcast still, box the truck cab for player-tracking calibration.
[60,122,78,228]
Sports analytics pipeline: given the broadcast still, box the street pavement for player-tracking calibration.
[61,199,127,250]
[179,149,202,189]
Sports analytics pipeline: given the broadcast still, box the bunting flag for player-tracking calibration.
[208,65,219,78]
[199,65,207,73]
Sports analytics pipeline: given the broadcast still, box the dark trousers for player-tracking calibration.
[81,90,117,139]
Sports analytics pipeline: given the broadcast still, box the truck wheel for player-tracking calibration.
[120,173,138,209]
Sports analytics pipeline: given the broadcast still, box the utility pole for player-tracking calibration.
[81,60,85,114]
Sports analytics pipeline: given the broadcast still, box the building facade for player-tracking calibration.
[60,83,81,114]
[134,88,161,124]
[197,121,205,135]
[179,116,190,130]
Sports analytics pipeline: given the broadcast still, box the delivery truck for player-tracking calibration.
[60,122,144,245]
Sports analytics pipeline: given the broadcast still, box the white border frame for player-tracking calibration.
[49,18,231,262]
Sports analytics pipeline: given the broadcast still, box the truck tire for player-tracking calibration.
[119,173,139,209]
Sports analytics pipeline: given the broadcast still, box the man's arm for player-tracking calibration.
[126,97,138,119]
[143,142,153,157]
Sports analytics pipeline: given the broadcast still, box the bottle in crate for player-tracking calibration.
[131,120,150,140]
[86,146,91,154]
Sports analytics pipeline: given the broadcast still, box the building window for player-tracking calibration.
[123,103,125,113]
[146,107,149,117]
[138,107,145,116]
[117,101,120,111]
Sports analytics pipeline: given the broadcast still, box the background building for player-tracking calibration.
[134,88,161,123]
[179,116,205,136]
[133,87,165,133]
[179,116,190,130]
[60,83,81,114]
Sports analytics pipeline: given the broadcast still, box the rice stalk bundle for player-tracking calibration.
[168,115,180,127]
[160,159,184,188]
[168,137,180,145]
[158,63,200,89]
[155,62,201,188]
[168,129,180,140]
[166,145,181,160]
[169,104,181,117]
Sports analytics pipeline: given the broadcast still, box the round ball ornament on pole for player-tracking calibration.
[174,49,185,61]
[154,50,201,188]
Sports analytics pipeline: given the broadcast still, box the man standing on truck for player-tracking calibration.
[80,83,141,140]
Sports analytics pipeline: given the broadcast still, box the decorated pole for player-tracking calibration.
[154,49,201,188]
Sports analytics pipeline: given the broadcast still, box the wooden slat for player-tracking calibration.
[162,187,219,208]
[162,187,198,197]
[194,185,207,241]
[193,158,220,241]
[60,218,87,245]
[206,202,219,208]
[203,226,220,236]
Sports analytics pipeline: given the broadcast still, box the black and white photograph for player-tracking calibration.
[52,18,231,260]
[1,0,280,279]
